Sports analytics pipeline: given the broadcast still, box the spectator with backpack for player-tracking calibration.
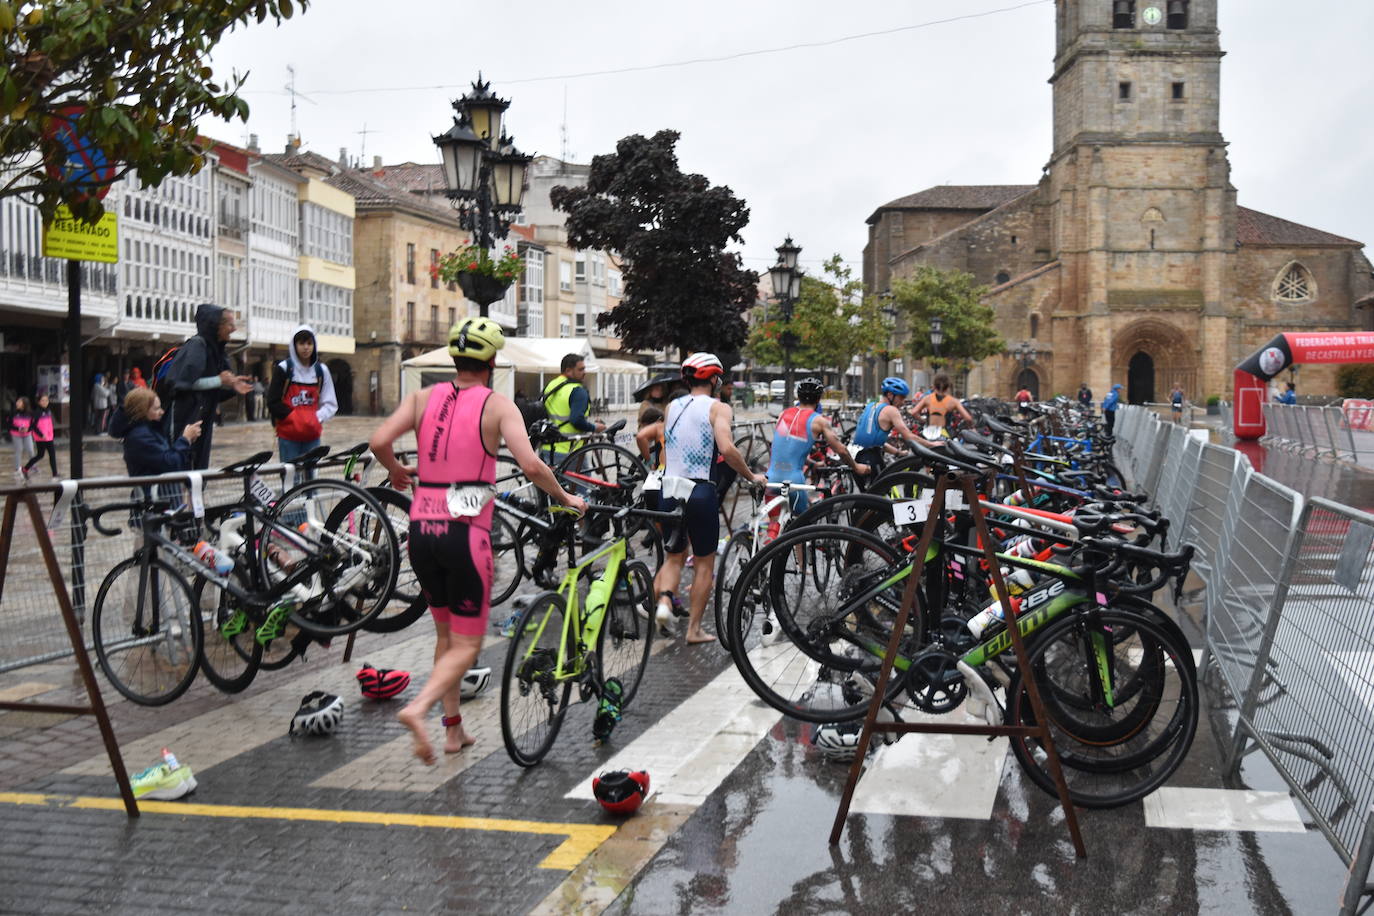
[266,325,338,467]
[159,304,252,469]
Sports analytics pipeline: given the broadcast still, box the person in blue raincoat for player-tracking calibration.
[1101,383,1123,434]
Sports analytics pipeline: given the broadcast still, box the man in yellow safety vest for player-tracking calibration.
[541,353,604,462]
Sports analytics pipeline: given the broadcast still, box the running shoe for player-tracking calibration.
[130,763,197,801]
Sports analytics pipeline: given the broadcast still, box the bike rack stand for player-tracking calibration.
[829,470,1086,857]
[0,488,138,816]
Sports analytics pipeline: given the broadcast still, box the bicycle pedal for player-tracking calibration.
[219,610,249,638]
[256,604,292,646]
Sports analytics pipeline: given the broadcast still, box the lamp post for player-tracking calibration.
[769,236,803,404]
[433,74,533,317]
[929,314,944,376]
[877,290,897,393]
[1013,340,1037,397]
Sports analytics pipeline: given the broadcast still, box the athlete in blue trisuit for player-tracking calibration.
[764,377,868,538]
[851,376,925,483]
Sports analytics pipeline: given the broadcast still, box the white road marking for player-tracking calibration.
[1143,787,1306,833]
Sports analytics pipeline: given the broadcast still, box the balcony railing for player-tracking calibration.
[404,319,446,345]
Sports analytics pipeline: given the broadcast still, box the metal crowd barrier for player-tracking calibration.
[1112,404,1374,913]
[1262,403,1359,459]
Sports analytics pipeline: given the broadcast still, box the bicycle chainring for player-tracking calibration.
[905,647,967,714]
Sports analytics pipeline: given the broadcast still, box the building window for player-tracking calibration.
[1113,0,1135,29]
[430,248,440,288]
[574,253,586,283]
[608,268,622,298]
[406,301,415,338]
[1167,0,1187,29]
[430,304,439,338]
[559,259,573,292]
[1010,235,1018,246]
[1275,263,1315,303]
[448,307,456,329]
[406,243,416,284]
[1118,81,1132,101]
[1030,314,1040,338]
[1171,82,1185,100]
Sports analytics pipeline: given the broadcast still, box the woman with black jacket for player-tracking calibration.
[109,389,202,476]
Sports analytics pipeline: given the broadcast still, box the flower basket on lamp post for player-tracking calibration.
[456,271,512,308]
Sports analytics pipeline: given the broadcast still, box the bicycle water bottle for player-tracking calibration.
[584,572,614,630]
[193,540,234,576]
[968,593,1024,639]
[161,747,181,771]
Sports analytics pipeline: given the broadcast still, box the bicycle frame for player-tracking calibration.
[545,535,629,683]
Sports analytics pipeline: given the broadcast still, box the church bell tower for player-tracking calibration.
[1046,0,1236,403]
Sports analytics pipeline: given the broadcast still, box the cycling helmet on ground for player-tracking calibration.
[880,377,910,397]
[593,769,651,815]
[813,706,900,762]
[460,666,492,700]
[356,663,410,700]
[796,377,824,403]
[289,691,344,736]
[448,317,506,361]
[681,352,724,383]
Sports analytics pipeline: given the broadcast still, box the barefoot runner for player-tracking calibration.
[635,353,765,644]
[370,318,585,765]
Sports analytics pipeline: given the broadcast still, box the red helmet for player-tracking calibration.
[681,352,724,383]
[592,769,650,815]
[356,663,410,700]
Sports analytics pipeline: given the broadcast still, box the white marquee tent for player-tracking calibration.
[400,338,647,410]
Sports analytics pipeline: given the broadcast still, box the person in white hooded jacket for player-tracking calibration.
[266,325,338,465]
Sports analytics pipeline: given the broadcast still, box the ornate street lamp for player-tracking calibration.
[769,237,804,403]
[929,314,944,371]
[432,75,532,317]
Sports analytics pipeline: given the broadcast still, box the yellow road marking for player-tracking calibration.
[0,681,58,704]
[0,792,615,870]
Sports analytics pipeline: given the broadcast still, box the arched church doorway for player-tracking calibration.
[327,359,354,415]
[1015,368,1040,400]
[1128,352,1155,405]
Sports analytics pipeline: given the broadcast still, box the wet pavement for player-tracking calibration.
[0,418,1362,914]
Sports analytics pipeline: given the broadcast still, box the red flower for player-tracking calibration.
[467,262,479,271]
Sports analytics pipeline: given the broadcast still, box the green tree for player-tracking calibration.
[550,130,757,354]
[892,266,1004,371]
[746,255,888,380]
[0,0,306,223]
[1336,364,1374,399]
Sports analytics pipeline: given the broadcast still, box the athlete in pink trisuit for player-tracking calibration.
[370,319,585,765]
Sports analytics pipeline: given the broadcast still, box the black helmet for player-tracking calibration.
[796,377,824,403]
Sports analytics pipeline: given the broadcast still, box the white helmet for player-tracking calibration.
[460,666,491,700]
[289,691,344,736]
[681,352,724,383]
[813,705,900,762]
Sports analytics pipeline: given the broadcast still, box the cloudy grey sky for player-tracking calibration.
[201,0,1374,279]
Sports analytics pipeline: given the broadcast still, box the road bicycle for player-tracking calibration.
[500,500,681,767]
[87,450,398,703]
[723,488,1199,808]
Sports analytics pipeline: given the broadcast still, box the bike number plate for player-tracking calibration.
[249,475,275,506]
[447,484,495,519]
[643,470,663,492]
[892,495,933,526]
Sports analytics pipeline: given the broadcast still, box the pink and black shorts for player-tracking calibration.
[407,518,493,636]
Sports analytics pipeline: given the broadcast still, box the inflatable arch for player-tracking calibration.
[1232,331,1374,439]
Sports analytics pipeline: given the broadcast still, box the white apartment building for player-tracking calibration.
[245,157,304,353]
[118,167,215,341]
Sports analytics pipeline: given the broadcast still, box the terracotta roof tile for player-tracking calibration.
[370,162,447,196]
[869,185,1036,223]
[1236,206,1361,247]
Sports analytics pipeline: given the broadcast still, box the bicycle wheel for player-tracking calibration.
[713,530,754,652]
[500,591,573,767]
[194,576,261,694]
[787,493,903,551]
[359,487,428,634]
[865,469,936,502]
[726,525,913,724]
[92,556,203,706]
[596,560,654,706]
[489,510,524,608]
[1006,606,1198,809]
[258,480,398,638]
[557,442,646,497]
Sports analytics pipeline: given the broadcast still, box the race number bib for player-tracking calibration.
[249,475,276,506]
[447,484,495,519]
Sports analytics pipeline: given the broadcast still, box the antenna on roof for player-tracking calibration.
[284,65,318,141]
[356,123,377,167]
[560,85,572,163]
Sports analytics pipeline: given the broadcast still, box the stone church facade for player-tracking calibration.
[864,0,1373,403]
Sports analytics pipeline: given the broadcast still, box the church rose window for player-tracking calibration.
[1275,263,1315,303]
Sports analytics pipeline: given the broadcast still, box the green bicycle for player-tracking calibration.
[499,500,680,767]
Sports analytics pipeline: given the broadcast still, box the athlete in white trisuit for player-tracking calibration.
[635,353,765,644]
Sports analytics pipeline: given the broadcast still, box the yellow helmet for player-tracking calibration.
[447,318,505,361]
